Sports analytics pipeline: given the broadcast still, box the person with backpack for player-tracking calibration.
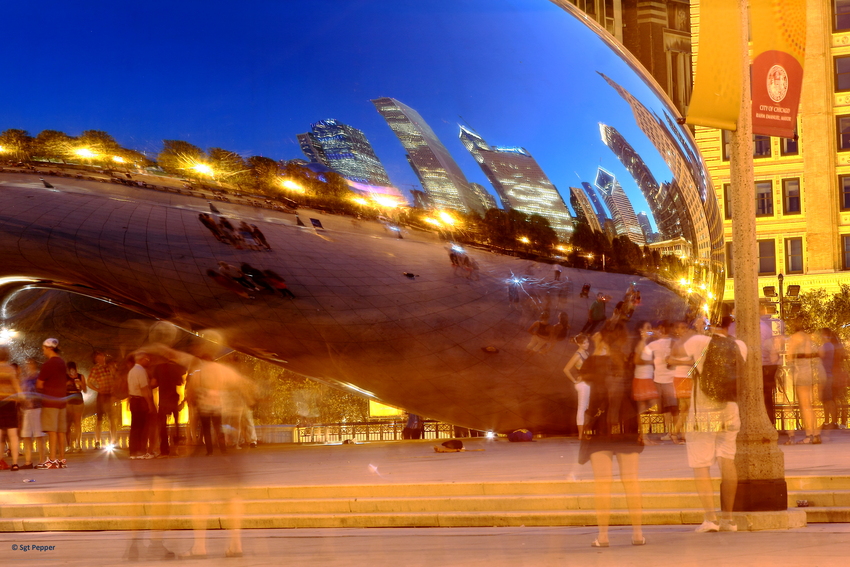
[671,316,747,533]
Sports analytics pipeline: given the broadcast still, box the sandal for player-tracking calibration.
[813,435,822,445]
[799,436,813,444]
[10,464,19,471]
[591,539,609,548]
[632,537,646,546]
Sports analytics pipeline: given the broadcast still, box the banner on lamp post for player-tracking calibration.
[750,0,807,139]
[686,0,742,131]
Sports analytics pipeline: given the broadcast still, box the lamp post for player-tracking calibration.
[777,273,785,323]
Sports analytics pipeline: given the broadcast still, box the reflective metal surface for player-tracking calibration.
[0,0,721,433]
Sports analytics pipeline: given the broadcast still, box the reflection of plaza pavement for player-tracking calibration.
[0,173,686,433]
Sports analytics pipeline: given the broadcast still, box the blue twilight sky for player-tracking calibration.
[1,0,686,225]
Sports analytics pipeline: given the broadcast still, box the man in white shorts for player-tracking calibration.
[673,316,747,533]
[19,358,46,468]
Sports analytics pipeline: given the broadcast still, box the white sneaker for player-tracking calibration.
[695,520,720,533]
[719,520,738,532]
[660,434,672,441]
[142,453,155,459]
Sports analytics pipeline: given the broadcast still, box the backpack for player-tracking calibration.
[697,335,742,403]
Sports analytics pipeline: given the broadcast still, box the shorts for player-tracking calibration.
[656,382,678,412]
[20,408,45,438]
[0,400,17,430]
[686,403,740,468]
[41,407,67,433]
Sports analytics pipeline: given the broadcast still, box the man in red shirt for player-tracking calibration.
[35,338,67,469]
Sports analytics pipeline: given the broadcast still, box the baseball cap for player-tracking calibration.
[42,338,59,349]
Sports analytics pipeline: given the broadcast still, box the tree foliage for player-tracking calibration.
[795,284,850,341]
[157,139,206,177]
[0,129,33,161]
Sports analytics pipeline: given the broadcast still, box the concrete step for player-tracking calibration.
[0,477,845,531]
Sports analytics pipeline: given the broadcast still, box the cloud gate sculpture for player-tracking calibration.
[0,1,723,433]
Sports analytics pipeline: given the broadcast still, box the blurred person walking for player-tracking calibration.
[128,353,156,459]
[820,328,849,429]
[88,351,119,449]
[65,361,87,452]
[817,328,840,430]
[0,347,21,471]
[578,327,644,547]
[670,320,697,441]
[674,316,746,533]
[153,358,186,457]
[563,334,591,440]
[19,358,45,468]
[631,322,659,445]
[642,321,680,444]
[36,338,68,469]
[786,321,823,444]
[581,293,608,334]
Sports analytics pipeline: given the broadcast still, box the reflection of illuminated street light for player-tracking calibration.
[351,197,368,206]
[0,327,17,345]
[518,236,530,244]
[74,147,97,159]
[424,217,441,227]
[438,211,457,226]
[373,195,399,208]
[192,163,214,176]
[280,179,304,192]
[112,156,125,164]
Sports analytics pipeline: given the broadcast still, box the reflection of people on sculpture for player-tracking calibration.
[669,320,696,442]
[263,269,296,298]
[581,293,607,334]
[250,224,271,250]
[207,269,255,300]
[198,213,224,242]
[526,311,550,353]
[642,321,681,444]
[785,319,823,445]
[563,334,590,440]
[541,312,570,354]
[578,328,644,547]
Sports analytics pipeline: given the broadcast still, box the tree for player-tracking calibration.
[0,129,33,162]
[157,140,206,177]
[795,284,850,341]
[314,171,353,199]
[32,130,75,163]
[525,214,558,253]
[247,155,282,192]
[208,148,250,187]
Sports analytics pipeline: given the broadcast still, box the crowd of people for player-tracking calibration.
[0,338,261,471]
[562,283,850,545]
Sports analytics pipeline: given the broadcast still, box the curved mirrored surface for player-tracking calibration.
[0,0,722,433]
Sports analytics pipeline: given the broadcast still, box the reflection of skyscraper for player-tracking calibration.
[636,211,653,242]
[581,181,609,225]
[569,186,603,233]
[469,182,498,211]
[371,97,483,214]
[594,167,645,245]
[599,122,683,242]
[297,119,392,186]
[459,125,573,239]
[600,73,720,269]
